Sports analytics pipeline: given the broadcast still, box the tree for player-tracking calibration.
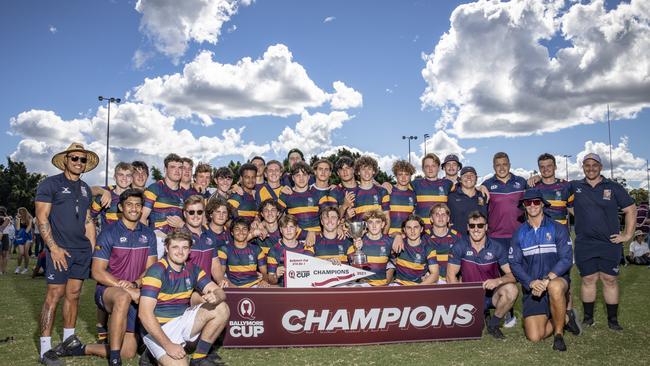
[0,158,46,215]
[613,177,627,188]
[227,160,242,183]
[150,166,164,182]
[629,188,649,205]
[309,148,395,185]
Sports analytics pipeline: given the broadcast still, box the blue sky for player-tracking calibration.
[2,0,649,187]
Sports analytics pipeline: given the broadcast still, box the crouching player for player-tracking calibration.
[509,189,576,351]
[84,189,158,365]
[267,215,314,286]
[347,209,396,286]
[447,211,517,339]
[216,218,270,288]
[139,231,229,366]
[393,215,439,285]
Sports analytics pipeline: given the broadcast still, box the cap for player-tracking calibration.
[442,154,462,169]
[583,153,602,165]
[460,166,477,176]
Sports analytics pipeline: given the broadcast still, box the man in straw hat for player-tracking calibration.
[35,142,99,365]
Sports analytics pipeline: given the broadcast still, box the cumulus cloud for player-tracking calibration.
[271,111,353,157]
[133,44,360,123]
[330,81,363,110]
[323,16,336,23]
[132,49,154,69]
[49,26,57,34]
[135,0,248,60]
[9,104,270,185]
[421,130,477,161]
[421,0,650,138]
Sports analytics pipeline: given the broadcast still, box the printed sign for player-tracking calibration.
[284,251,374,288]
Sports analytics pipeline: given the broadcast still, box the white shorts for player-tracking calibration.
[143,304,203,360]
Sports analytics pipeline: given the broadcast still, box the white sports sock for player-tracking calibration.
[40,336,51,358]
[63,328,75,341]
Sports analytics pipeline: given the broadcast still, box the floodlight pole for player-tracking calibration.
[98,96,121,186]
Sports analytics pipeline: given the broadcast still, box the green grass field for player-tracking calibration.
[1,260,648,366]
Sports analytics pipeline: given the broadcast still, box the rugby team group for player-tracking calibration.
[31,141,638,365]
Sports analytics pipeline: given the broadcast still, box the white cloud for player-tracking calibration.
[272,111,353,157]
[330,81,363,110]
[323,16,336,23]
[49,26,57,34]
[135,0,248,61]
[420,130,476,161]
[132,49,153,69]
[9,104,270,185]
[421,0,650,138]
[133,44,360,122]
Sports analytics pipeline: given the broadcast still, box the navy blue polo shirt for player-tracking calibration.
[447,189,488,236]
[570,177,634,262]
[35,173,93,251]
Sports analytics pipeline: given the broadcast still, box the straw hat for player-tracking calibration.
[51,142,100,173]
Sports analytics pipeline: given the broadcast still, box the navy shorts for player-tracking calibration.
[45,249,91,284]
[95,285,139,333]
[0,235,9,251]
[576,257,620,277]
[522,292,550,318]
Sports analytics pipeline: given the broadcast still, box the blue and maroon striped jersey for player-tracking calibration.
[90,185,121,227]
[411,178,453,227]
[346,234,393,286]
[388,187,416,235]
[144,180,185,234]
[313,234,352,263]
[252,229,281,256]
[533,179,572,225]
[428,229,461,279]
[228,191,258,223]
[278,187,336,233]
[218,243,266,287]
[394,241,437,285]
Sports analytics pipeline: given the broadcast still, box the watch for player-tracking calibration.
[542,275,550,281]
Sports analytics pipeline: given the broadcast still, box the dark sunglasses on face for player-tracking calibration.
[468,223,486,229]
[186,210,204,216]
[523,199,543,207]
[67,155,88,164]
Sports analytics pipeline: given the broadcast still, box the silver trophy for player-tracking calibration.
[346,221,368,267]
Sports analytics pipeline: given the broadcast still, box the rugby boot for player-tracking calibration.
[564,308,582,336]
[552,334,567,352]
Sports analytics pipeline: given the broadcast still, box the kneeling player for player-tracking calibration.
[85,189,158,365]
[217,218,269,288]
[139,231,229,366]
[509,189,576,351]
[447,211,518,339]
[267,215,314,286]
[348,209,395,286]
[393,215,438,285]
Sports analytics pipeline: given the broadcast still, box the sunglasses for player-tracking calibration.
[468,223,486,229]
[186,210,204,216]
[523,199,543,207]
[67,156,88,164]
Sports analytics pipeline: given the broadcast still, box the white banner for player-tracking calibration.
[284,252,374,288]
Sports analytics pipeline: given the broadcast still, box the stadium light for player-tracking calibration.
[402,135,417,164]
[424,134,430,156]
[98,96,122,186]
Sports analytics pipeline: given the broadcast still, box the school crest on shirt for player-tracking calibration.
[373,195,379,205]
[307,197,314,206]
[185,277,192,288]
[438,186,444,194]
[338,245,344,254]
[603,189,612,200]
[415,253,422,263]
[205,238,213,246]
[380,246,386,254]
[408,197,414,205]
[555,190,562,199]
[513,182,521,189]
[248,254,254,262]
[484,252,494,260]
[546,232,553,242]
[139,235,148,243]
[81,186,88,197]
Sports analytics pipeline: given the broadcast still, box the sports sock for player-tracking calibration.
[63,328,75,341]
[40,336,52,358]
[109,349,121,364]
[488,315,502,328]
[96,325,108,341]
[582,301,595,320]
[191,339,212,359]
[606,303,618,322]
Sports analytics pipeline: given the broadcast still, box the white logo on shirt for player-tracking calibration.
[61,187,71,194]
[514,182,521,189]
[490,185,497,190]
[119,237,127,243]
[576,188,582,193]
[466,250,473,256]
[47,274,55,280]
[248,254,254,262]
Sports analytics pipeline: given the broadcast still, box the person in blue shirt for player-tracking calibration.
[568,153,636,331]
[509,189,578,352]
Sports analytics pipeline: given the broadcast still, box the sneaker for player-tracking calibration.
[486,325,506,339]
[21,267,29,274]
[564,308,582,336]
[51,334,84,357]
[138,350,156,366]
[40,350,63,366]
[608,320,624,331]
[552,334,567,352]
[14,266,21,274]
[582,317,594,328]
[189,357,220,366]
[503,312,517,328]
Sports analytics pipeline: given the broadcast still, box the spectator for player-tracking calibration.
[0,206,12,275]
[626,230,650,265]
[14,207,34,274]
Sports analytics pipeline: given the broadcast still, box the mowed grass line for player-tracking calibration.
[1,264,648,366]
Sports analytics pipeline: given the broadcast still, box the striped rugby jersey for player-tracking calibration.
[228,191,258,224]
[93,220,157,282]
[141,258,211,325]
[313,234,352,263]
[205,227,232,250]
[428,229,461,279]
[144,180,185,234]
[346,234,393,286]
[255,182,283,206]
[533,179,573,225]
[278,187,336,233]
[411,178,453,227]
[218,243,266,287]
[394,240,437,285]
[388,187,416,235]
[90,185,121,227]
[252,228,281,256]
